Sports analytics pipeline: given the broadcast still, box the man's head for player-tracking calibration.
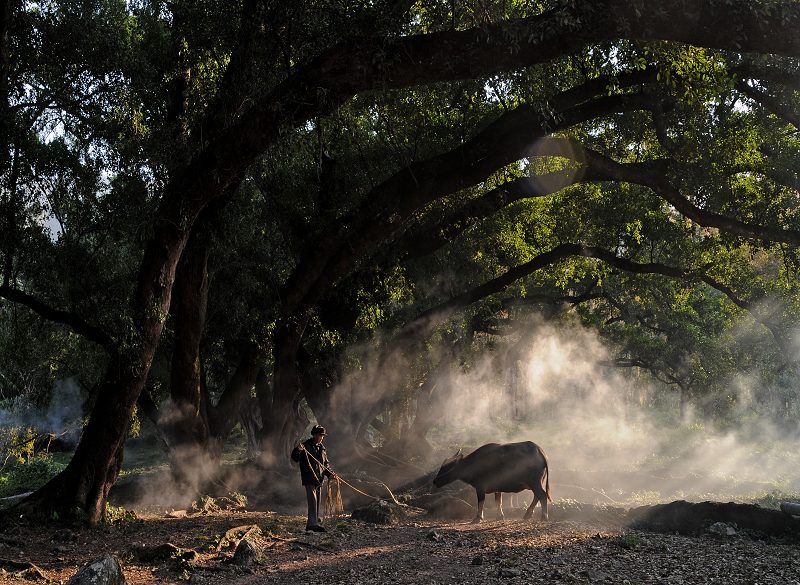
[311,425,326,444]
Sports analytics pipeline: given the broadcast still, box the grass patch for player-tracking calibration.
[612,532,644,550]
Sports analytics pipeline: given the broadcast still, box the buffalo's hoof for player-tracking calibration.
[471,517,482,524]
[523,514,532,521]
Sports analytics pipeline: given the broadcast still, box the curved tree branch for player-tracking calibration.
[735,80,800,129]
[578,146,800,246]
[395,242,793,365]
[283,93,658,317]
[0,285,116,354]
[158,0,800,271]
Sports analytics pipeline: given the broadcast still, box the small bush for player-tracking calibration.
[0,424,37,463]
[612,532,643,550]
[104,504,139,524]
[0,454,66,498]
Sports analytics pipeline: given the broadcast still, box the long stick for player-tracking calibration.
[301,447,406,506]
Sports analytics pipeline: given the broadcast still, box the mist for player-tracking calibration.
[360,316,800,506]
[0,377,84,445]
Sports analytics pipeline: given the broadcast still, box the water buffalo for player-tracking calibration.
[433,441,551,523]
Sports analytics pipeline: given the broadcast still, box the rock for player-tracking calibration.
[708,522,737,536]
[426,529,443,542]
[627,500,797,536]
[351,500,404,525]
[66,554,126,585]
[50,529,78,543]
[780,502,800,516]
[498,567,521,578]
[708,522,736,536]
[232,539,260,567]
[471,555,484,565]
[133,543,198,564]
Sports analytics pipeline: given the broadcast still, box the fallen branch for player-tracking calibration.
[0,558,47,580]
[557,483,622,505]
[781,502,800,516]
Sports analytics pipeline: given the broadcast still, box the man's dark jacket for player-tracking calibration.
[291,438,332,486]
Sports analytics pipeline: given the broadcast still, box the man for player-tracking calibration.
[291,424,335,532]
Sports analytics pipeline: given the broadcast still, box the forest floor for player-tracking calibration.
[1,502,799,585]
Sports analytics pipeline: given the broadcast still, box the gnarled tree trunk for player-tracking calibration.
[258,318,307,464]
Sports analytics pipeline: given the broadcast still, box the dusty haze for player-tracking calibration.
[415,317,800,507]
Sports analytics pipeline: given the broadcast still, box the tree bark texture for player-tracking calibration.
[258,319,307,463]
[168,226,213,451]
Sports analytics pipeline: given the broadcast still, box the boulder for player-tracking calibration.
[351,499,405,525]
[66,554,126,585]
[132,543,197,564]
[232,539,260,567]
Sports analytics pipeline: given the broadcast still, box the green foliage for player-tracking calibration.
[0,424,37,464]
[612,532,644,550]
[103,504,139,524]
[0,454,66,498]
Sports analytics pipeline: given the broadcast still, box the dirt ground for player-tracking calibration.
[1,503,799,585]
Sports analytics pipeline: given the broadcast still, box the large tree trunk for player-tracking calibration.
[16,189,195,522]
[405,370,445,458]
[258,318,307,463]
[301,356,365,464]
[208,343,264,440]
[0,0,11,175]
[168,226,213,453]
[17,340,173,523]
[166,184,269,465]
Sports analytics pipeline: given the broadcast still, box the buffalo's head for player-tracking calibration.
[433,449,463,488]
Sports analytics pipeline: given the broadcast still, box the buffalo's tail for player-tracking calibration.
[542,448,552,502]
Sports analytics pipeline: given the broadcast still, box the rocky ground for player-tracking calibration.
[1,502,799,584]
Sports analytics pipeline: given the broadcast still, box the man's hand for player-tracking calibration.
[296,443,305,452]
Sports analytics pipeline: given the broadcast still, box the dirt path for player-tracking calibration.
[1,508,799,584]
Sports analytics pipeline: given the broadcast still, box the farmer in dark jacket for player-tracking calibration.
[291,425,334,532]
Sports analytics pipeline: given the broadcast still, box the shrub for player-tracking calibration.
[0,454,66,498]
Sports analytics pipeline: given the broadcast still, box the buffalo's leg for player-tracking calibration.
[473,489,486,523]
[541,495,549,520]
[495,492,504,520]
[528,482,549,521]
[524,491,539,520]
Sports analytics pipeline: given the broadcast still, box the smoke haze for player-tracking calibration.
[408,317,800,506]
[0,377,83,443]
